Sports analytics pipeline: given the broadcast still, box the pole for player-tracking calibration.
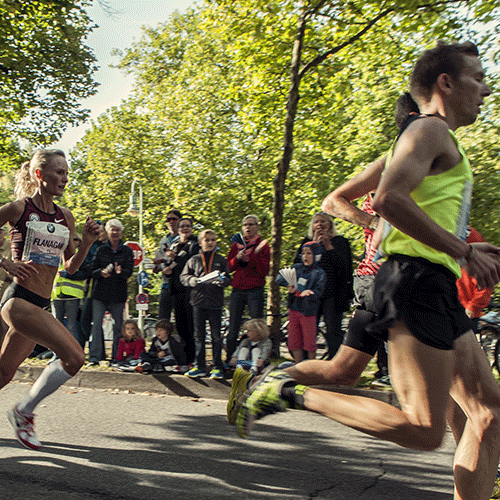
[138,182,144,332]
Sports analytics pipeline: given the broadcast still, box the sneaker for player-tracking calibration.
[7,406,42,451]
[491,468,500,499]
[209,368,224,380]
[236,367,294,438]
[277,361,295,370]
[371,375,391,387]
[185,367,207,378]
[152,364,165,373]
[117,364,136,372]
[135,362,152,374]
[227,367,255,425]
[86,361,99,368]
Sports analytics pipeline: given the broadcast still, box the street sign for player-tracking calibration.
[125,241,144,267]
[137,270,149,287]
[136,292,148,304]
[136,303,149,311]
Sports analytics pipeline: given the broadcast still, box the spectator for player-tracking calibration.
[88,219,134,366]
[228,318,272,374]
[225,215,270,365]
[153,209,181,321]
[78,222,108,349]
[294,212,353,359]
[168,217,199,364]
[51,233,87,343]
[115,319,145,371]
[181,229,231,379]
[277,241,326,363]
[457,226,494,333]
[136,319,188,373]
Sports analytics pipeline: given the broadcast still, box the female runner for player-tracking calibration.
[0,149,99,450]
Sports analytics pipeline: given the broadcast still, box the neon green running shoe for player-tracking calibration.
[227,368,255,425]
[236,367,294,438]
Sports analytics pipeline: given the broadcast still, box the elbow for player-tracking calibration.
[321,191,342,216]
[371,190,401,221]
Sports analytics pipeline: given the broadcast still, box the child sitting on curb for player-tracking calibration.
[115,319,146,371]
[228,318,272,374]
[135,319,188,373]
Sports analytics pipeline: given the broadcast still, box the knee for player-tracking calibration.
[62,347,85,376]
[406,420,447,451]
[471,406,500,445]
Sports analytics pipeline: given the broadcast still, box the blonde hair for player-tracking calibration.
[14,149,66,200]
[198,229,217,242]
[243,318,270,340]
[122,319,142,341]
[307,212,338,239]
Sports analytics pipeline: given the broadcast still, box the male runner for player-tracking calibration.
[233,42,500,500]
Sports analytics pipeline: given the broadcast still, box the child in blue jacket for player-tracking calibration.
[276,241,326,363]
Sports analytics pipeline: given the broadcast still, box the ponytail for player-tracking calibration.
[13,149,66,200]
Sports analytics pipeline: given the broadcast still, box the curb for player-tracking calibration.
[12,366,399,406]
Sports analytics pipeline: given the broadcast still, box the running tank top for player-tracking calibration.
[380,129,472,277]
[10,198,70,266]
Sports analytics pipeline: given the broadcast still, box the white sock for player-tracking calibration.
[17,359,72,414]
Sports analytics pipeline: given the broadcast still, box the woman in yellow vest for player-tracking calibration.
[51,233,88,343]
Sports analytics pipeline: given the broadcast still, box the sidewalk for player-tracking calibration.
[13,362,399,406]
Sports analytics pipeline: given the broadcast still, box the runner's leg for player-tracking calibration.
[449,330,500,500]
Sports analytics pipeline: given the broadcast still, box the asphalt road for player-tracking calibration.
[0,380,456,500]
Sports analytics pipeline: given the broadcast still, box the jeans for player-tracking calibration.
[89,300,125,362]
[226,287,265,360]
[158,286,173,321]
[193,306,223,371]
[318,295,345,359]
[78,297,93,348]
[51,298,80,342]
[173,291,195,364]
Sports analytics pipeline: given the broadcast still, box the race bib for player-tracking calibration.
[22,221,70,266]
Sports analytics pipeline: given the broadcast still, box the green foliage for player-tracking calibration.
[0,0,98,172]
[69,0,500,301]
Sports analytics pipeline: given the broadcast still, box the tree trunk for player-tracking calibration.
[268,3,307,356]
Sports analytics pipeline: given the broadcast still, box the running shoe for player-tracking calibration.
[236,367,294,438]
[7,406,42,451]
[185,367,207,378]
[227,367,255,425]
[209,368,224,380]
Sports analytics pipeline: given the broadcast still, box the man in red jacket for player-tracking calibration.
[225,215,270,365]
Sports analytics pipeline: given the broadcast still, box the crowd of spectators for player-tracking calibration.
[24,208,492,381]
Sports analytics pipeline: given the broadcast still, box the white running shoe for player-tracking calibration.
[7,406,42,451]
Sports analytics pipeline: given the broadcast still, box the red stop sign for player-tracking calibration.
[125,241,144,267]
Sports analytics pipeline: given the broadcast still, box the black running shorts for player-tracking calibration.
[1,283,50,310]
[342,274,382,356]
[367,254,472,350]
